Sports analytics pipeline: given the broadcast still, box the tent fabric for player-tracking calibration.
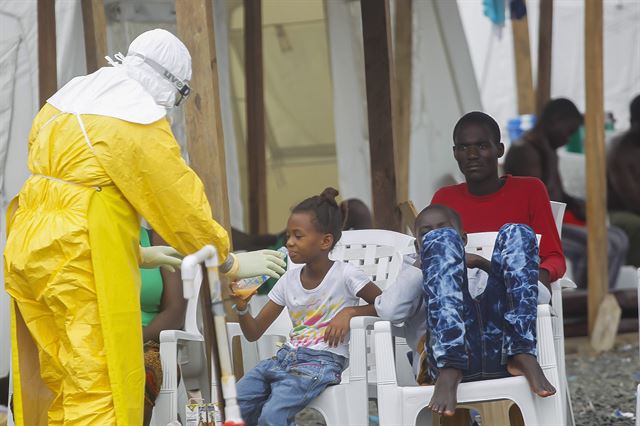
[459,0,640,138]
[328,0,482,212]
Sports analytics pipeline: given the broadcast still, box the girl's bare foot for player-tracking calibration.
[507,353,556,397]
[428,368,462,416]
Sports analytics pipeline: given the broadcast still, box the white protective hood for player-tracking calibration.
[48,28,192,124]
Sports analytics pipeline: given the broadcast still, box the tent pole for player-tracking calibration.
[361,0,400,231]
[511,2,535,115]
[81,0,107,74]
[584,0,619,346]
[38,0,57,107]
[394,0,412,204]
[244,0,268,235]
[535,0,553,115]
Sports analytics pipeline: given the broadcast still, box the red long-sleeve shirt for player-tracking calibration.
[431,175,566,282]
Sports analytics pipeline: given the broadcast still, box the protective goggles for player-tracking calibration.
[131,53,192,106]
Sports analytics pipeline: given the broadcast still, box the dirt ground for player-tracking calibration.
[296,334,639,425]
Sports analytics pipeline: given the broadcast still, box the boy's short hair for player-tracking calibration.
[452,111,501,146]
[415,204,463,231]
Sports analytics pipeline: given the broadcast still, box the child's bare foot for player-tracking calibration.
[428,368,462,416]
[507,353,556,397]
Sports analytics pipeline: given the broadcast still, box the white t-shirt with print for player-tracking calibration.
[268,261,370,358]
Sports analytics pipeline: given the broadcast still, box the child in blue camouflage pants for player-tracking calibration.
[415,204,556,416]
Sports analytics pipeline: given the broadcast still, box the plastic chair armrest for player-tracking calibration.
[159,329,204,344]
[350,315,383,330]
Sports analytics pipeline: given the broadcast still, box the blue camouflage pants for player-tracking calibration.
[421,224,539,382]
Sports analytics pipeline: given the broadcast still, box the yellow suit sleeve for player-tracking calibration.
[91,116,230,261]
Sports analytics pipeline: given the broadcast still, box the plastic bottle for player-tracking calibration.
[233,246,288,298]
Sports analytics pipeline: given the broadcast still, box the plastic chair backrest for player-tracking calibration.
[550,201,566,237]
[466,232,542,260]
[330,229,415,290]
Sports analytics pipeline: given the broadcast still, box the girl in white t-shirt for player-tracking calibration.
[232,188,381,426]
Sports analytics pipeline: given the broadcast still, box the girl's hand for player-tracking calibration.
[229,282,258,311]
[324,308,354,348]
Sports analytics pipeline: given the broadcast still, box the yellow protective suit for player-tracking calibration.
[4,103,230,425]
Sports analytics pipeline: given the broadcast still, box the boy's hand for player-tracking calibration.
[324,308,353,348]
[465,253,490,272]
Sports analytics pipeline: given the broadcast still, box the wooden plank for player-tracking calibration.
[399,200,417,235]
[244,0,268,234]
[81,0,107,73]
[393,0,412,203]
[38,0,57,108]
[360,0,400,231]
[535,0,553,115]
[511,6,535,115]
[175,0,240,402]
[583,0,614,338]
[590,294,622,352]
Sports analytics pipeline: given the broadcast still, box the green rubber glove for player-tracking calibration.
[140,245,183,272]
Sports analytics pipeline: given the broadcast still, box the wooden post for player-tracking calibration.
[245,0,268,235]
[176,0,241,395]
[584,0,614,340]
[38,0,57,108]
[511,3,535,115]
[535,0,553,115]
[176,0,231,233]
[394,0,412,203]
[361,0,400,231]
[81,0,107,73]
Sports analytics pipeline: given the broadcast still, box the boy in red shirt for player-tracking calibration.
[423,111,564,416]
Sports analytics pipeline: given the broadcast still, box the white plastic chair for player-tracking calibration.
[226,229,414,425]
[151,266,208,425]
[374,230,565,425]
[550,201,577,426]
[636,267,640,426]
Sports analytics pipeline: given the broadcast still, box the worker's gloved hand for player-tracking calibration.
[140,245,183,272]
[232,249,287,280]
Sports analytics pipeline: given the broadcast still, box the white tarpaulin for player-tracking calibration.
[328,0,482,211]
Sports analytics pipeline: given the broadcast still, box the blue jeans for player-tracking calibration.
[421,224,539,383]
[236,345,347,426]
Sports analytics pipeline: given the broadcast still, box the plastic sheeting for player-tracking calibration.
[459,0,640,136]
[327,0,482,211]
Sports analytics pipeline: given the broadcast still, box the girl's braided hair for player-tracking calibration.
[292,187,342,249]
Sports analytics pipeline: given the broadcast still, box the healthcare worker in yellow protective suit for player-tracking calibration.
[4,29,285,426]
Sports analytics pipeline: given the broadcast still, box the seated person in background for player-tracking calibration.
[425,111,565,416]
[504,98,628,289]
[231,188,382,425]
[607,94,640,267]
[140,226,187,426]
[340,198,373,230]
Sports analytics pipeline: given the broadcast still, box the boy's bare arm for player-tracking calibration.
[465,253,491,273]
